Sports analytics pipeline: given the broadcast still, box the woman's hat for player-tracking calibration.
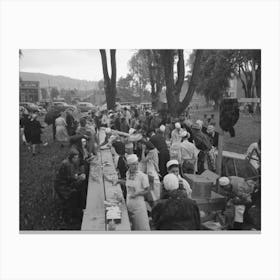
[166,159,179,169]
[127,154,138,165]
[163,174,179,191]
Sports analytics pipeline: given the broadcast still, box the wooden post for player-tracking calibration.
[216,130,224,175]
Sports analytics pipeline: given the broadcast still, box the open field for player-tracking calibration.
[19,110,261,230]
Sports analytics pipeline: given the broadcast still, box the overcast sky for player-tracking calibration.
[20,49,136,81]
[20,49,192,81]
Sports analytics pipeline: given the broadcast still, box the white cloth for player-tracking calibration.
[234,205,246,223]
[178,175,192,198]
[55,117,68,142]
[180,140,197,162]
[171,129,182,144]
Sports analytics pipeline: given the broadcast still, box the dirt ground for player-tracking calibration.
[19,109,261,230]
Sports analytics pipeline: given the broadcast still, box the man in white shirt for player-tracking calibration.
[180,131,198,174]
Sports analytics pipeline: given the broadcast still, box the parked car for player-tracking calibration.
[67,104,77,111]
[77,102,94,112]
[20,102,40,112]
[53,102,70,110]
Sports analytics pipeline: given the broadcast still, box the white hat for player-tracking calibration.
[166,159,179,169]
[159,125,166,132]
[175,122,181,129]
[219,177,230,186]
[105,127,111,134]
[127,154,138,165]
[163,174,179,191]
[129,128,136,135]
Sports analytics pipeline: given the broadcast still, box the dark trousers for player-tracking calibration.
[52,124,56,141]
[159,150,170,179]
[197,151,206,175]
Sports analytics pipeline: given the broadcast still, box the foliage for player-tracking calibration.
[229,49,261,98]
[41,88,48,100]
[189,49,261,106]
[50,87,60,100]
[196,50,235,105]
[129,50,165,108]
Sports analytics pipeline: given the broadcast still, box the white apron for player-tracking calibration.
[126,176,150,231]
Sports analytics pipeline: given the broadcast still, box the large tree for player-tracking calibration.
[230,49,261,98]
[129,50,164,109]
[160,49,203,116]
[99,49,117,110]
[195,50,235,108]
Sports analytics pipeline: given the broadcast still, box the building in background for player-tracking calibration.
[20,81,41,102]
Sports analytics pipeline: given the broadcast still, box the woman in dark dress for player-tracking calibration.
[29,113,44,156]
[20,111,32,147]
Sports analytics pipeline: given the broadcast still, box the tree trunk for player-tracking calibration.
[178,50,203,114]
[99,49,117,110]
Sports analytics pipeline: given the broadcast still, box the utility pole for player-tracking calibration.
[216,97,224,175]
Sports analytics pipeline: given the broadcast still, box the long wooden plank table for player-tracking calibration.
[81,128,131,231]
[81,155,106,231]
[100,148,131,231]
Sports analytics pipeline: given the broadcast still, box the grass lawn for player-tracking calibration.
[191,108,261,154]
[19,109,261,230]
[20,122,80,230]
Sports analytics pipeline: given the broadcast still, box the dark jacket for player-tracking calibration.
[152,189,201,230]
[150,134,168,153]
[206,131,219,148]
[54,158,81,200]
[29,119,43,144]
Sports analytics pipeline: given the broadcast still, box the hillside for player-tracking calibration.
[20,72,98,90]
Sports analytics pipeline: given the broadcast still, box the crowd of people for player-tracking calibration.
[20,104,261,230]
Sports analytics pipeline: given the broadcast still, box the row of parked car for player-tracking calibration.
[20,101,96,114]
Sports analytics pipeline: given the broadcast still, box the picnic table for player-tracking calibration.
[81,129,131,231]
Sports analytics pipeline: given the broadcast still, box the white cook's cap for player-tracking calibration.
[127,154,138,165]
[166,159,179,169]
[219,177,230,186]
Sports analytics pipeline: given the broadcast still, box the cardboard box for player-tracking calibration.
[183,174,213,198]
[194,191,226,213]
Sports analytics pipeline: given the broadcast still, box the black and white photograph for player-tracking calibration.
[1,1,280,279]
[19,49,261,232]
